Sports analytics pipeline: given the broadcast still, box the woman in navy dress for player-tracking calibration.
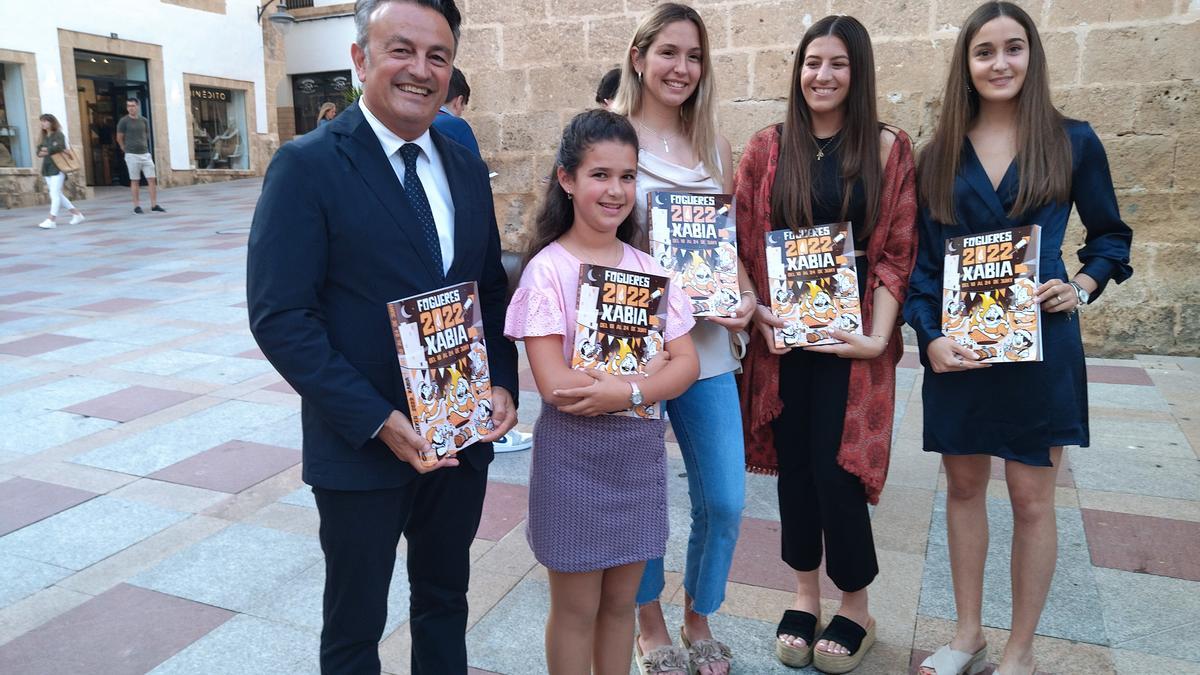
[903,3,1131,675]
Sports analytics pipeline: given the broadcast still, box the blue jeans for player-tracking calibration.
[636,371,746,615]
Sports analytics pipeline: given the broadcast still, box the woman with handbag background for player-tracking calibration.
[36,113,85,230]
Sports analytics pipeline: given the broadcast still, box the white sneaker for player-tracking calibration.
[37,219,56,229]
[69,213,85,225]
[493,429,532,453]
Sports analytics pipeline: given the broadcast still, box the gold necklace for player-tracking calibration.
[636,119,677,154]
[812,131,842,161]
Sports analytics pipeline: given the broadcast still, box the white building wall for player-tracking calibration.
[2,0,269,171]
[283,13,359,107]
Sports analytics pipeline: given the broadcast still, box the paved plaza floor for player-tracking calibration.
[0,179,1197,674]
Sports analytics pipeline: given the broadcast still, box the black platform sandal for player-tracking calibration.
[811,615,875,674]
[775,609,819,668]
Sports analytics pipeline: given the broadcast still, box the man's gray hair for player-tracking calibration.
[354,0,462,53]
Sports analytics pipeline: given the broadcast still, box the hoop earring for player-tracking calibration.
[567,192,573,200]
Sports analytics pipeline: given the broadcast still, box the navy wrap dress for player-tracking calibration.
[903,120,1133,466]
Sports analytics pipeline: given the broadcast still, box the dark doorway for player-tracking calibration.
[75,51,152,187]
[291,70,352,136]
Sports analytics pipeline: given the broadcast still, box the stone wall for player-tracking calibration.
[0,171,90,210]
[277,106,297,143]
[455,0,1199,355]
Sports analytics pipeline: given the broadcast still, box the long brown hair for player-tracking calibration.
[39,114,61,141]
[770,15,881,238]
[917,1,1070,224]
[610,3,722,185]
[524,109,640,265]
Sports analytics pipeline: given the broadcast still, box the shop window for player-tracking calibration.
[291,70,352,136]
[190,85,248,170]
[0,63,31,168]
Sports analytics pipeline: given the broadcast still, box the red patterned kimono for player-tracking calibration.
[735,125,918,504]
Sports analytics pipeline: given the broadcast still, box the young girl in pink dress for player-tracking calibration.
[504,109,700,674]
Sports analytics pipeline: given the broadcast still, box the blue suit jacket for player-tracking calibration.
[432,109,481,158]
[247,102,518,490]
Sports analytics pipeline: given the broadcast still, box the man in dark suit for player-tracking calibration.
[246,1,517,673]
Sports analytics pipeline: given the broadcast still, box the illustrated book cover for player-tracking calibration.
[942,224,1042,363]
[387,281,494,465]
[571,264,669,419]
[764,221,863,349]
[648,191,741,316]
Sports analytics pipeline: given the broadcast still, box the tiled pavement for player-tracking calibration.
[0,180,1198,675]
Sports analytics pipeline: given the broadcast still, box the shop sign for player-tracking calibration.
[191,86,231,102]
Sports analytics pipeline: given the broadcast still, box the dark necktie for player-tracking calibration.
[398,143,445,279]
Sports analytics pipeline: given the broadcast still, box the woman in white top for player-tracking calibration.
[611,5,756,675]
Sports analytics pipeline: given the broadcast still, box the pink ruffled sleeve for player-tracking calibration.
[504,253,567,341]
[504,287,565,340]
[663,279,696,343]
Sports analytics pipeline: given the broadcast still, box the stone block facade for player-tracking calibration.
[0,170,91,211]
[460,0,1199,355]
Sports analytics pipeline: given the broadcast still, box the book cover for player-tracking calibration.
[764,221,863,349]
[648,191,741,316]
[942,225,1042,363]
[387,281,494,465]
[571,264,670,419]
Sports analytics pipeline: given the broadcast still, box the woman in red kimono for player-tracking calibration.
[734,15,918,674]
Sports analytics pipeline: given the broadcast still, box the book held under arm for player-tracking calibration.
[572,264,670,419]
[941,224,1042,363]
[764,221,863,349]
[648,191,740,316]
[387,281,494,466]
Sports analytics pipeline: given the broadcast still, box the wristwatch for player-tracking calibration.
[629,381,644,407]
[1069,281,1090,306]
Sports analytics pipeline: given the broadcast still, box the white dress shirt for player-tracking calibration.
[360,101,458,438]
[359,99,455,275]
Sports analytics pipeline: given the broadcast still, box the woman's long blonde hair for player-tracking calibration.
[316,102,337,125]
[610,3,722,185]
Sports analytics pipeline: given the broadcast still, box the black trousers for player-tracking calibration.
[772,347,878,593]
[312,462,488,675]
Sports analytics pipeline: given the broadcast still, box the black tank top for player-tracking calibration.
[810,132,868,246]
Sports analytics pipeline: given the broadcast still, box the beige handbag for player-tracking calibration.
[50,147,82,174]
